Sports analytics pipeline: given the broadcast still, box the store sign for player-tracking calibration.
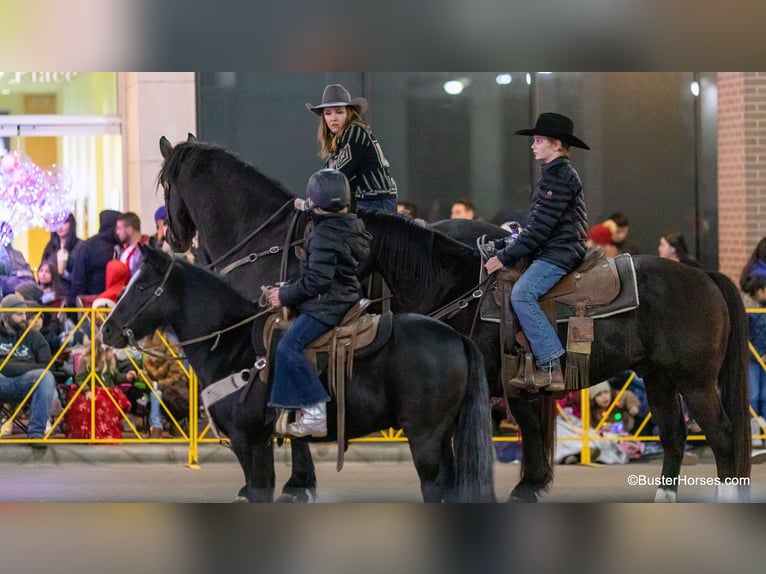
[5,72,79,84]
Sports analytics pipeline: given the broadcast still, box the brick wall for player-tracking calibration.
[718,72,766,283]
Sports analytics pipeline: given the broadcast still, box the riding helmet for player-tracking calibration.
[306,169,351,212]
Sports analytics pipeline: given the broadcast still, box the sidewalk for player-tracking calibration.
[0,441,416,465]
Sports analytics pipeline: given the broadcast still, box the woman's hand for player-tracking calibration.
[484,256,504,274]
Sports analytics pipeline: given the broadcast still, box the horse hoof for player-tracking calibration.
[232,495,249,503]
[508,487,539,503]
[276,489,313,503]
[653,488,677,503]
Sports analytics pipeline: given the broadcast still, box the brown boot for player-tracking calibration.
[149,427,162,439]
[533,360,565,392]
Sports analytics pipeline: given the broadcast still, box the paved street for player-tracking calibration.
[0,444,764,502]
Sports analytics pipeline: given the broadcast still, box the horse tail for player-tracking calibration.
[708,271,751,479]
[455,335,497,502]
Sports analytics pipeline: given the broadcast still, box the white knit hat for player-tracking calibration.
[589,381,612,398]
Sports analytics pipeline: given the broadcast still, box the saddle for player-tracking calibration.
[260,299,389,470]
[494,247,635,394]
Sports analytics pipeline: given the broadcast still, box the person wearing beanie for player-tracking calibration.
[261,169,371,437]
[586,224,618,258]
[590,380,641,433]
[0,293,56,445]
[149,205,173,255]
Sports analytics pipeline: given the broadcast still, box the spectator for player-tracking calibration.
[35,259,63,305]
[69,209,122,306]
[450,199,476,220]
[742,271,766,447]
[91,260,130,309]
[396,201,419,219]
[0,223,35,296]
[14,280,63,354]
[0,294,55,446]
[116,212,144,277]
[658,231,700,268]
[740,237,766,292]
[607,211,641,254]
[40,212,81,302]
[306,83,398,213]
[149,205,172,255]
[142,330,190,438]
[586,223,619,258]
[65,332,133,440]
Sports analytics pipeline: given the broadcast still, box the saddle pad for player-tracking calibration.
[554,254,639,323]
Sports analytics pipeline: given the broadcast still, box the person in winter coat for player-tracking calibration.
[484,113,589,391]
[69,209,122,307]
[261,169,371,437]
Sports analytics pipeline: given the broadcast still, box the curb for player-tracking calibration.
[0,442,414,465]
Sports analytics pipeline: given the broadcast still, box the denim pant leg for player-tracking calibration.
[149,389,164,428]
[510,259,568,366]
[357,196,398,213]
[16,370,55,438]
[268,313,332,409]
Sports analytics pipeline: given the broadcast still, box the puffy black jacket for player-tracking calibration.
[497,156,587,272]
[279,212,371,326]
[69,210,122,305]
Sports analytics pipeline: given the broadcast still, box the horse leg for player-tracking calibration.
[644,373,686,502]
[681,384,745,501]
[230,432,276,503]
[276,441,317,503]
[406,433,453,502]
[507,397,555,502]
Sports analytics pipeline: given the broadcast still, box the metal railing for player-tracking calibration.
[1,306,764,468]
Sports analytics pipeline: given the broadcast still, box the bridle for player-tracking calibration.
[164,177,303,281]
[117,259,272,357]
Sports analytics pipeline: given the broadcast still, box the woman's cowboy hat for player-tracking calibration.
[515,112,590,150]
[306,84,368,115]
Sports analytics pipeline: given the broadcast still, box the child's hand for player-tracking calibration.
[629,406,639,416]
[126,370,136,382]
[260,285,282,308]
[484,256,504,274]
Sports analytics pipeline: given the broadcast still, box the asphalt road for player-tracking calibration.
[0,446,764,502]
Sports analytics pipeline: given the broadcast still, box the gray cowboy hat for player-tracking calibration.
[514,112,590,150]
[305,84,368,116]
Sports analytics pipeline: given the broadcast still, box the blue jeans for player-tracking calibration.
[0,369,55,438]
[357,196,398,213]
[149,389,163,428]
[510,258,567,366]
[267,313,332,409]
[749,358,766,417]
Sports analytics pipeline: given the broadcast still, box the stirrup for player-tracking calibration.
[274,409,289,435]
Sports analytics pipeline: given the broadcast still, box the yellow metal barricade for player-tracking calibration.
[1,306,763,467]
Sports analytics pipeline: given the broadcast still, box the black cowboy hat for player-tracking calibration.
[305,84,368,116]
[514,112,590,150]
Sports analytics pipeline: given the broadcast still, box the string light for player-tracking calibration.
[0,150,74,246]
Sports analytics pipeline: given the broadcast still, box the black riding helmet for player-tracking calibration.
[306,169,351,212]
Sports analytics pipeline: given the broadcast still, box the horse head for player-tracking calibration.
[102,244,179,348]
[159,135,198,252]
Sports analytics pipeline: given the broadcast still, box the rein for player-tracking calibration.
[428,275,493,321]
[206,199,297,272]
[119,259,274,357]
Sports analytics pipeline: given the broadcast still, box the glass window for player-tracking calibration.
[0,72,118,115]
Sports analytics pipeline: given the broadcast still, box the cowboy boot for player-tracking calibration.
[533,360,565,392]
[287,402,327,438]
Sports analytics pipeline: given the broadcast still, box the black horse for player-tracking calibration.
[157,135,751,502]
[101,246,496,502]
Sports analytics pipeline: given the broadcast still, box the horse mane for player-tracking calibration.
[358,211,478,302]
[159,141,295,206]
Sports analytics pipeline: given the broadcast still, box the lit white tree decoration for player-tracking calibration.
[0,150,74,246]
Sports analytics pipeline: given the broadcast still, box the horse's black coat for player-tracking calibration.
[153,135,751,501]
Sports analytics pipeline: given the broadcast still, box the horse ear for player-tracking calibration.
[187,133,198,143]
[160,136,173,159]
